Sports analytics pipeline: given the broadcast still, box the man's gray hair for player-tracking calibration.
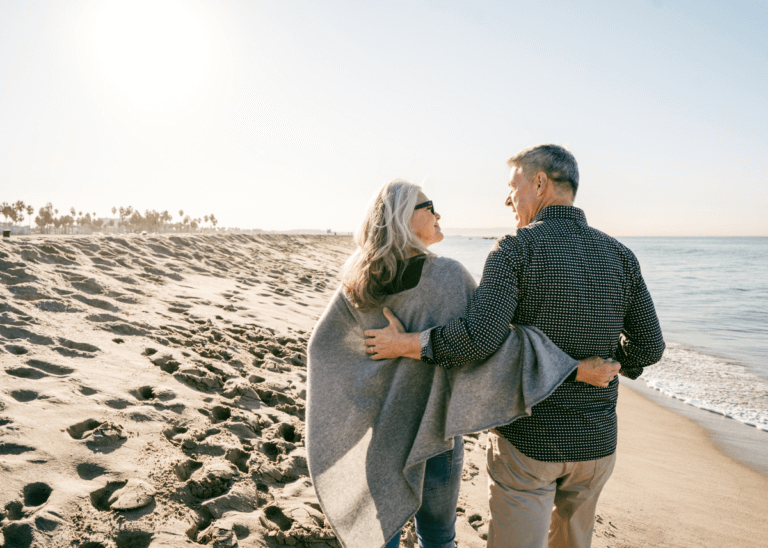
[507,144,579,196]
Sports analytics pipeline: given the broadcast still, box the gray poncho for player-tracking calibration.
[307,256,578,548]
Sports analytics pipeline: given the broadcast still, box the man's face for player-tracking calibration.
[505,165,539,228]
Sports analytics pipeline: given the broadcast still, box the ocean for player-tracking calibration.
[431,235,768,433]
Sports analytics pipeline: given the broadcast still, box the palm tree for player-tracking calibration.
[26,205,33,230]
[13,201,25,227]
[1,202,10,227]
[161,210,171,232]
[118,206,133,232]
[35,204,52,233]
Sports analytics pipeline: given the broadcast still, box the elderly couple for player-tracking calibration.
[307,144,664,548]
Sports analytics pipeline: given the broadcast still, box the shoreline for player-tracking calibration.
[593,383,768,547]
[454,381,768,548]
[621,376,768,477]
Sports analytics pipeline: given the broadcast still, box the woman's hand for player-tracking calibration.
[576,357,620,387]
[364,307,421,360]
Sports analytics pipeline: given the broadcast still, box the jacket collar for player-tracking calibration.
[532,205,587,225]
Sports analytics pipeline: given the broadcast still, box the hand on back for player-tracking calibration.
[576,356,620,387]
[364,307,420,360]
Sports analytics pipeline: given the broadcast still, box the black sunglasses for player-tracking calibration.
[414,200,437,216]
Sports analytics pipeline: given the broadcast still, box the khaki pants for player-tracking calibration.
[486,430,616,548]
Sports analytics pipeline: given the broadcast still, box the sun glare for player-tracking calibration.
[88,0,214,107]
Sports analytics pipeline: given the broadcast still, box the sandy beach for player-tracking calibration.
[1,233,766,548]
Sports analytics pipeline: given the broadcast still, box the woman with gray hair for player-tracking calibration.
[307,180,603,548]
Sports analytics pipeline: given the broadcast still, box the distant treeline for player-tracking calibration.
[1,201,220,234]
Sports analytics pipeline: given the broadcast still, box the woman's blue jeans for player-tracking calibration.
[385,435,464,548]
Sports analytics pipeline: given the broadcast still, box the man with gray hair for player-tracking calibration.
[365,144,665,548]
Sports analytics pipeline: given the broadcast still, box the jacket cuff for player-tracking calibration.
[419,328,435,364]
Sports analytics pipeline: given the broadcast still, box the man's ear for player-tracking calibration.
[536,172,548,196]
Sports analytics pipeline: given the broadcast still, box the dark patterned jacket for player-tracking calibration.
[423,206,665,461]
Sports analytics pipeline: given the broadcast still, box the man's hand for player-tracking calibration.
[363,307,421,360]
[576,357,620,388]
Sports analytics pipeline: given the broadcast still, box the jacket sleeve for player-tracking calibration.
[424,243,521,369]
[615,263,665,379]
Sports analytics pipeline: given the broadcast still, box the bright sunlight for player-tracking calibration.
[87,0,215,108]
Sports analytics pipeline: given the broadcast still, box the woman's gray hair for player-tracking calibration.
[342,179,429,310]
[507,144,579,196]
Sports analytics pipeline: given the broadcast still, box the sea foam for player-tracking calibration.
[639,342,768,431]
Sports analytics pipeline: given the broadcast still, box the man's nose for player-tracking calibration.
[505,195,514,207]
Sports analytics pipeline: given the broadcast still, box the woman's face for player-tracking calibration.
[411,192,443,247]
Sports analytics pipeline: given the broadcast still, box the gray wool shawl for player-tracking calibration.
[306,256,579,548]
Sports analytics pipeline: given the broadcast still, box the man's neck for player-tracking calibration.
[531,197,574,220]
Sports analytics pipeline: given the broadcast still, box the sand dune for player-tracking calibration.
[0,233,354,548]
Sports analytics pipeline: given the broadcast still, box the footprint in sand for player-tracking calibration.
[5,367,48,380]
[104,398,133,410]
[10,389,39,402]
[173,458,203,481]
[186,460,239,500]
[275,422,300,444]
[163,425,189,445]
[0,442,35,455]
[145,352,181,374]
[113,529,153,548]
[3,500,26,521]
[0,325,55,346]
[130,386,157,401]
[77,462,107,480]
[89,479,156,512]
[207,405,232,424]
[66,419,127,449]
[54,337,100,358]
[102,322,149,337]
[115,294,143,304]
[129,385,176,402]
[66,419,102,440]
[86,313,123,323]
[70,278,106,295]
[89,481,128,511]
[4,344,29,355]
[26,359,75,376]
[23,482,53,507]
[70,294,119,312]
[225,447,251,473]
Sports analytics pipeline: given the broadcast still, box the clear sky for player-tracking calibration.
[1,0,766,235]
